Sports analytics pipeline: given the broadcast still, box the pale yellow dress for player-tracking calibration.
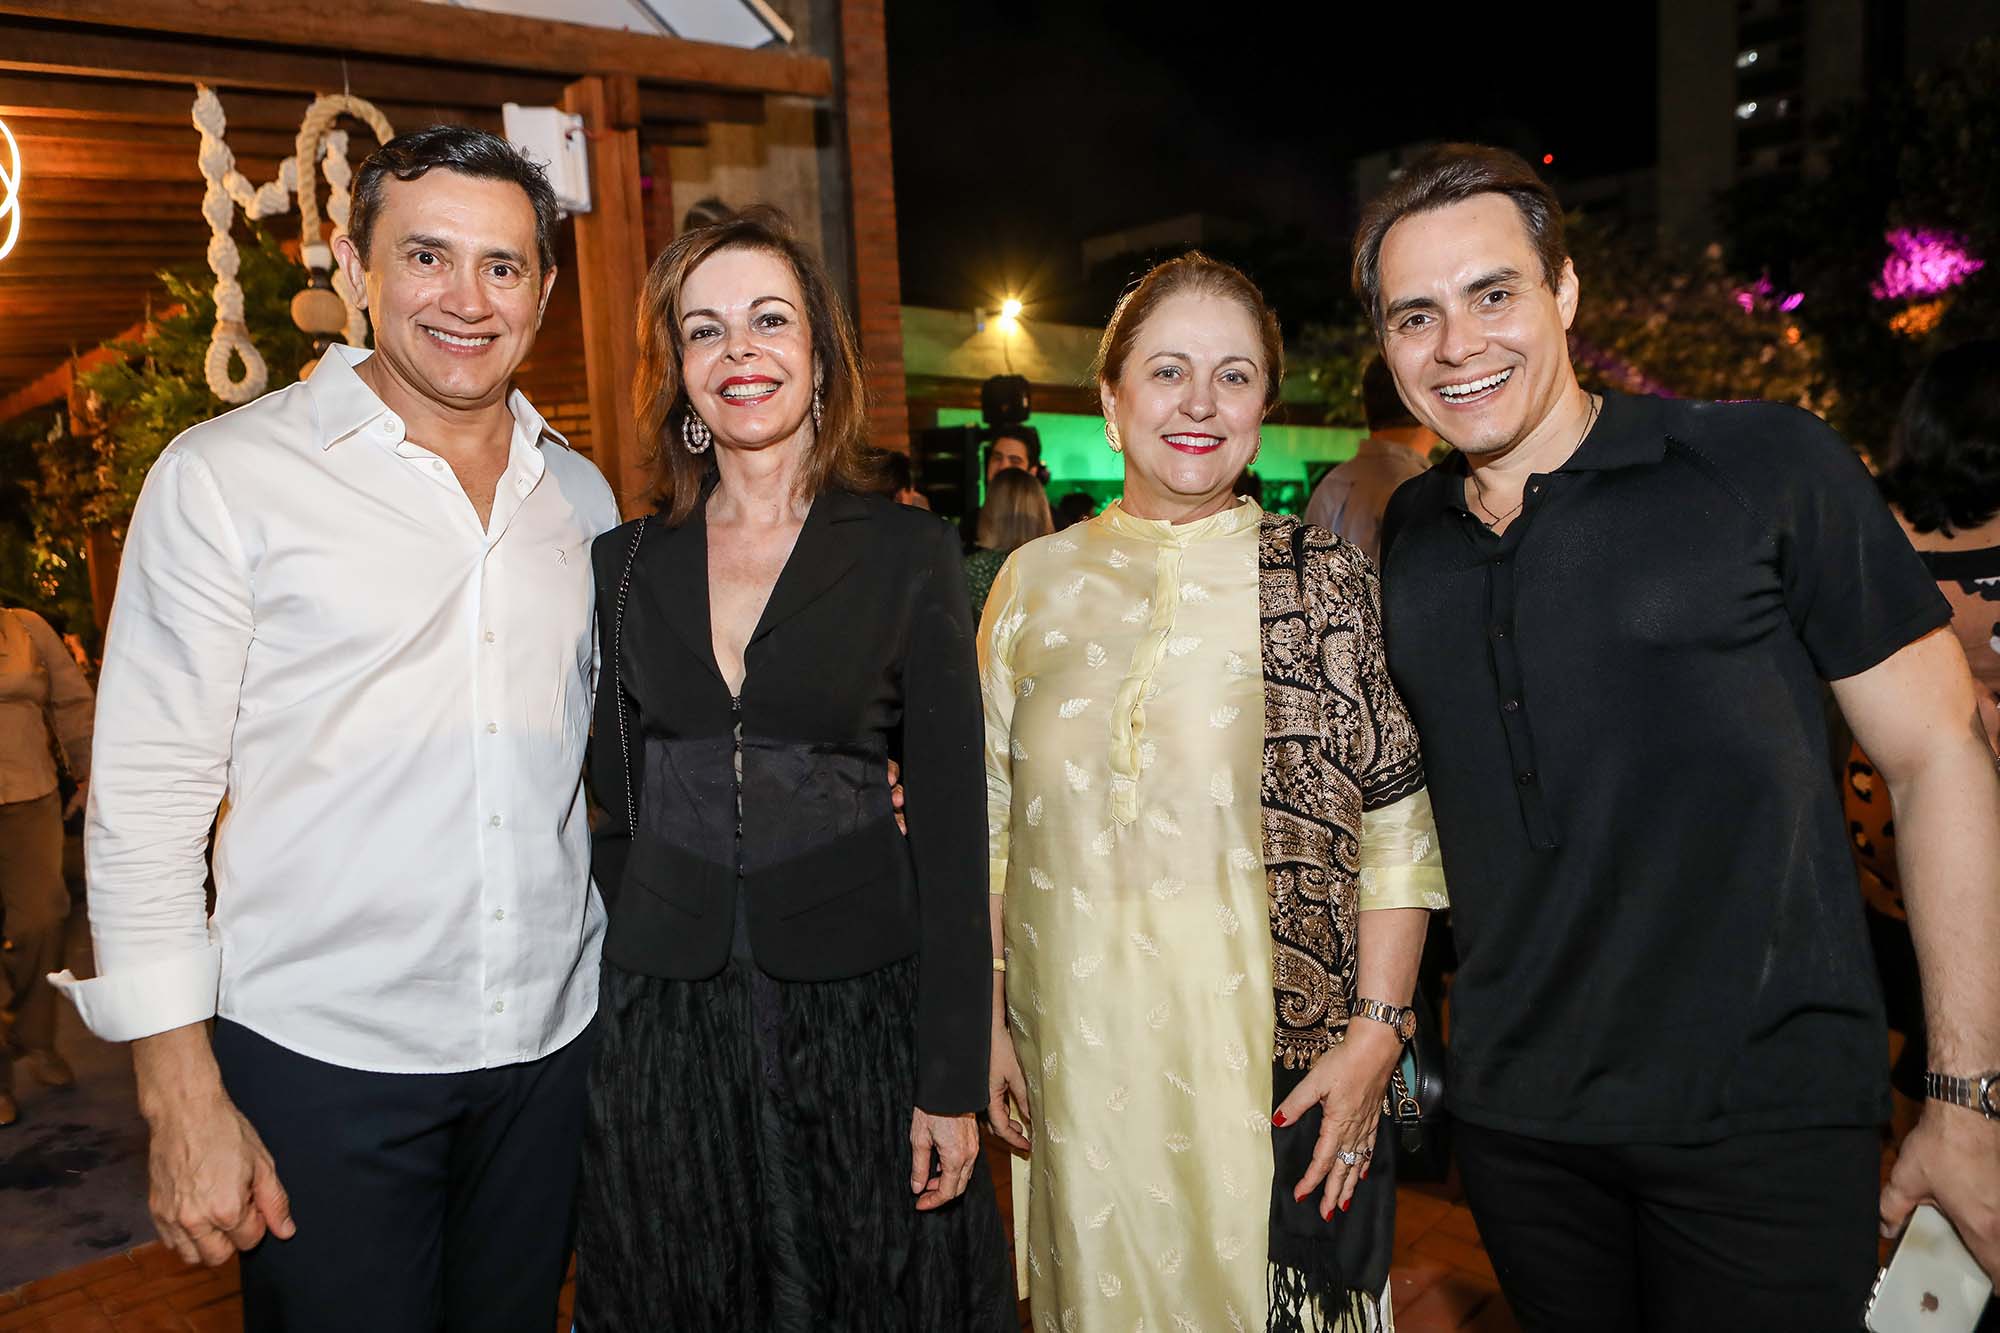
[980,498,1445,1332]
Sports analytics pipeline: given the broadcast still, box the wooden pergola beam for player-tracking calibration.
[0,2,833,97]
[0,313,172,422]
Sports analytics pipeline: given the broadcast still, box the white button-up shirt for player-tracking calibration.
[54,346,620,1073]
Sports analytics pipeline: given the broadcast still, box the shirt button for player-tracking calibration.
[378,419,396,435]
[489,815,502,828]
[493,999,506,1013]
[1491,624,1508,638]
[1516,770,1537,785]
[486,722,499,734]
[432,461,445,472]
[493,909,506,921]
[1503,699,1521,712]
[484,630,496,644]
[1491,556,1506,567]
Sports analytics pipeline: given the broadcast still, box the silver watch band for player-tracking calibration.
[1924,1069,2000,1120]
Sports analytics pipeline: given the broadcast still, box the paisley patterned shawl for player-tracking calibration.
[1256,514,1427,1330]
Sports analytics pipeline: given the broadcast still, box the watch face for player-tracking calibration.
[1397,1010,1417,1041]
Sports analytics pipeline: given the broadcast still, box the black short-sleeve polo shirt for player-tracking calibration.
[1379,391,1950,1144]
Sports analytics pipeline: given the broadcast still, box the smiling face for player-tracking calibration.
[677,246,816,455]
[334,169,554,415]
[1376,194,1580,460]
[1100,290,1267,522]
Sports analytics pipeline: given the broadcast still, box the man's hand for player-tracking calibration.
[146,1090,295,1265]
[909,1108,980,1212]
[134,1025,295,1266]
[1881,1104,2000,1284]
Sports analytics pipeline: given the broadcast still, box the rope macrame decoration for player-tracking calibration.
[190,85,396,402]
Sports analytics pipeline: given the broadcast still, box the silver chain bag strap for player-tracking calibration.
[613,516,649,834]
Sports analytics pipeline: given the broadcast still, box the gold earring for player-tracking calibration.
[1105,421,1122,453]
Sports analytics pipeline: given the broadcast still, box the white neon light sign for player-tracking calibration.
[0,117,20,262]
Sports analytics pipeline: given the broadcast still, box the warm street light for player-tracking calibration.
[0,117,20,262]
[999,297,1023,321]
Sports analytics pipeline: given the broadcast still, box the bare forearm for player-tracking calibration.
[133,1022,228,1125]
[1891,726,2000,1069]
[1347,907,1429,1065]
[989,890,1006,1031]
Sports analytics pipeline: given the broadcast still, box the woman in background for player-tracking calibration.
[963,468,1051,620]
[0,605,92,1127]
[1844,339,2000,1133]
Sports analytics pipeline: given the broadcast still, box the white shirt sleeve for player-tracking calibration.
[51,446,249,1041]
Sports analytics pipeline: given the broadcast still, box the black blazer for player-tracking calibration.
[589,487,991,1114]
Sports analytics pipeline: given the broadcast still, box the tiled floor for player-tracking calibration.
[0,1144,1515,1332]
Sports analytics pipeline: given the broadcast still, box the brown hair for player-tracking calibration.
[1092,251,1285,415]
[975,468,1054,554]
[632,205,875,524]
[1351,143,1569,330]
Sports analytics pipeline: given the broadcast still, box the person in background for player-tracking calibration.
[962,427,1044,551]
[681,195,734,232]
[1052,490,1097,530]
[962,468,1050,620]
[1304,356,1437,564]
[1844,339,2000,1138]
[879,448,932,510]
[0,604,93,1127]
[1364,142,2000,1324]
[54,127,618,1331]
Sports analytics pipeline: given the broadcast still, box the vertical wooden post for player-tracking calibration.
[561,74,652,517]
[837,0,910,455]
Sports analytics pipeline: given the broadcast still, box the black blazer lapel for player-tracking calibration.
[750,488,870,646]
[638,503,722,684]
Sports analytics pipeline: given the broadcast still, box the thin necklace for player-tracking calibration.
[1469,394,1600,529]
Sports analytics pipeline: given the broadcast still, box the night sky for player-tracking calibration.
[886,1,1660,325]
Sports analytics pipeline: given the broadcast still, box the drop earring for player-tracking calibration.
[811,384,824,432]
[683,411,712,454]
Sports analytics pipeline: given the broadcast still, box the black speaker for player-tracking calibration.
[980,374,1032,426]
[912,424,982,523]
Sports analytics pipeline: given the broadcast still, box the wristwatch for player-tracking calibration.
[1923,1068,1999,1120]
[1351,998,1416,1044]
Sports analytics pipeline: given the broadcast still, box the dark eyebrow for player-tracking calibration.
[680,296,798,324]
[1382,267,1527,324]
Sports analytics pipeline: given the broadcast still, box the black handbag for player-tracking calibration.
[1385,983,1452,1182]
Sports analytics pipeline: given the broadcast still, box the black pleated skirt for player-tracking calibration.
[575,955,1013,1332]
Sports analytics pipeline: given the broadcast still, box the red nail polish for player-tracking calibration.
[1293,1188,1306,1202]
[1271,1111,1287,1127]
[1340,1198,1350,1213]
[1321,1206,1333,1221]
[1360,1165,1370,1180]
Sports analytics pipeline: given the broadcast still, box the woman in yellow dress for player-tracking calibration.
[979,254,1448,1331]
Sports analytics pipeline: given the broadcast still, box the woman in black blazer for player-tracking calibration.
[573,207,1011,1332]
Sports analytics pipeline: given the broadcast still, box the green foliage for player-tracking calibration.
[1,228,310,648]
[1566,217,1826,411]
[1722,39,2000,456]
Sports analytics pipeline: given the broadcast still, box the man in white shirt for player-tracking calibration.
[53,126,620,1332]
[1303,356,1436,563]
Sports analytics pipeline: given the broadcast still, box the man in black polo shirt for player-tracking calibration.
[1359,144,2000,1329]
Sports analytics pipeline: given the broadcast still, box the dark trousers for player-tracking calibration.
[214,1018,593,1333]
[1454,1120,1879,1333]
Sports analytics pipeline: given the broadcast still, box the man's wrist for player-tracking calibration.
[1924,1067,2000,1120]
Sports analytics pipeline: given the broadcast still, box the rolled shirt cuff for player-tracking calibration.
[49,936,222,1042]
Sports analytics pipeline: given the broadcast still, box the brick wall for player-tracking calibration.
[839,0,910,454]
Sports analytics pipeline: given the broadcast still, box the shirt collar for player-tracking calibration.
[303,345,567,453]
[1098,495,1263,545]
[1555,391,1668,473]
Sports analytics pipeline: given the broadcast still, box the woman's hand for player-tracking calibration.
[909,1108,981,1212]
[986,1024,1032,1152]
[1274,1023,1402,1219]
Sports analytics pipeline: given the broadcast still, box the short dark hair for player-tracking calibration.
[1879,339,2000,535]
[1351,144,1568,330]
[349,125,561,275]
[1361,355,1419,432]
[987,426,1041,469]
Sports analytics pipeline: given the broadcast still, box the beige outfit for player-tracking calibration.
[0,609,94,1085]
[1302,437,1431,566]
[980,500,1442,1330]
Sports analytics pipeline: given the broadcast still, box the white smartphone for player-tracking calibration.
[1864,1204,1993,1333]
